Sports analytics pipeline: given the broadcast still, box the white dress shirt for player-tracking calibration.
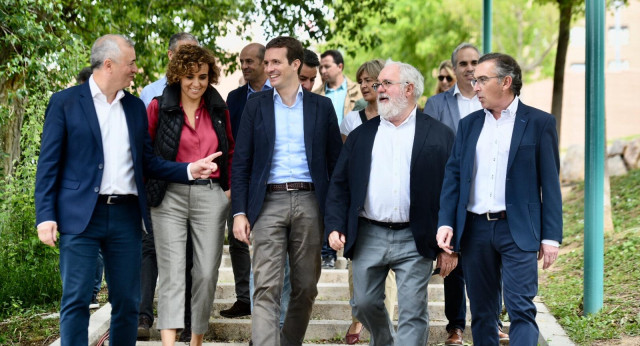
[89,75,137,195]
[453,84,482,119]
[360,107,417,223]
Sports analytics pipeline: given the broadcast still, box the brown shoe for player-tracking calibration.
[498,326,509,344]
[445,328,463,345]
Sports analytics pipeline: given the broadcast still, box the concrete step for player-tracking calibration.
[215,282,450,302]
[212,299,471,322]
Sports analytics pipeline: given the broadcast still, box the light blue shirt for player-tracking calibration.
[140,76,167,108]
[247,79,272,99]
[268,85,312,184]
[325,79,347,124]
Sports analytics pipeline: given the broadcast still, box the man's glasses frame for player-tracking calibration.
[371,80,409,91]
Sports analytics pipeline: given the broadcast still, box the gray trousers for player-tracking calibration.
[351,219,432,346]
[251,191,323,346]
[152,183,228,333]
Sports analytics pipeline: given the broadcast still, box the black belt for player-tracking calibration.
[98,194,138,205]
[360,217,410,230]
[267,182,315,192]
[188,178,220,185]
[468,211,507,221]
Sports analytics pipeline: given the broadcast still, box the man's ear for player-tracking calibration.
[338,63,344,71]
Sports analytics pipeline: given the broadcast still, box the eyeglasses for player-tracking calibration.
[470,76,501,88]
[438,75,453,82]
[371,80,408,91]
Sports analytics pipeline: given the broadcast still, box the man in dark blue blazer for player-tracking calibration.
[221,42,271,319]
[231,36,342,345]
[325,60,455,345]
[437,53,563,345]
[35,34,218,346]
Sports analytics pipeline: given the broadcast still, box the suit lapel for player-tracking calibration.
[260,90,276,153]
[410,113,430,173]
[466,112,485,176]
[446,88,461,131]
[303,90,317,161]
[79,83,104,155]
[121,94,138,162]
[507,100,530,173]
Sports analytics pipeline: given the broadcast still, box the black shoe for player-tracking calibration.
[220,300,251,318]
[137,315,152,339]
[322,257,335,269]
[178,324,191,342]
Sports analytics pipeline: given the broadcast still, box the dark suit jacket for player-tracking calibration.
[424,86,461,133]
[438,100,563,252]
[231,88,343,225]
[35,82,189,234]
[226,84,249,140]
[324,112,455,260]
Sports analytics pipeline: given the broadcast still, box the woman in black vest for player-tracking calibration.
[146,44,233,346]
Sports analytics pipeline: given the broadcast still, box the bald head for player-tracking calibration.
[240,43,267,89]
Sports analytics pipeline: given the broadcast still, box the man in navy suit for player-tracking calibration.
[231,36,342,345]
[221,42,271,319]
[325,60,455,345]
[35,34,218,346]
[436,53,563,345]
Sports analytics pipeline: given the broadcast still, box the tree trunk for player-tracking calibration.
[0,77,25,177]
[551,2,573,146]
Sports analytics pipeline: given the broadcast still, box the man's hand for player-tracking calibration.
[436,226,454,254]
[538,243,559,270]
[190,152,223,179]
[233,214,251,245]
[328,231,346,251]
[436,252,458,277]
[37,221,58,247]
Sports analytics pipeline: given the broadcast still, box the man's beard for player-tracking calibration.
[378,92,410,122]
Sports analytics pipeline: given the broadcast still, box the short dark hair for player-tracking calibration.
[303,49,319,68]
[76,66,93,84]
[320,49,344,66]
[478,52,523,96]
[168,32,199,51]
[166,45,220,85]
[265,36,304,70]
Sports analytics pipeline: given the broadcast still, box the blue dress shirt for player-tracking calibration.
[140,76,167,108]
[325,79,347,124]
[268,85,312,184]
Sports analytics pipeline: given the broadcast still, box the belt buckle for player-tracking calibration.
[486,212,498,221]
[285,182,296,191]
[106,195,116,205]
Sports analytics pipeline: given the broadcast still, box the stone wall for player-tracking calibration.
[561,137,640,183]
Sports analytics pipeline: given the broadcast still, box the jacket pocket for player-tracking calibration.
[61,179,80,190]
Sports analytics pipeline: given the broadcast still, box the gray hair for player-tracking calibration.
[168,32,199,51]
[90,34,134,70]
[451,42,479,66]
[385,59,424,103]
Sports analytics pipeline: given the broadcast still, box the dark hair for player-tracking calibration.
[451,42,479,67]
[76,66,93,84]
[166,45,220,85]
[478,52,523,96]
[320,49,344,66]
[265,36,304,67]
[303,49,320,68]
[168,32,199,51]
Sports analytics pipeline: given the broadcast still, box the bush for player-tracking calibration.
[0,92,61,319]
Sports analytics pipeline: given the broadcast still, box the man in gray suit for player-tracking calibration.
[424,43,508,345]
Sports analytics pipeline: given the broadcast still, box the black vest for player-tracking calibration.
[146,84,230,207]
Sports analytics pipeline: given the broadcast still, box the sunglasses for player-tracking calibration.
[438,75,453,82]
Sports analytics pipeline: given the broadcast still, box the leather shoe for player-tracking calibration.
[137,315,152,339]
[445,328,463,345]
[220,300,251,318]
[498,326,509,344]
[345,322,363,344]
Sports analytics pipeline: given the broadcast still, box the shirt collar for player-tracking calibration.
[483,95,520,119]
[325,77,347,92]
[380,105,417,128]
[248,78,272,94]
[273,84,304,106]
[453,83,477,101]
[89,75,125,104]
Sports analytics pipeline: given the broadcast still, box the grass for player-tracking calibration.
[539,169,640,345]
